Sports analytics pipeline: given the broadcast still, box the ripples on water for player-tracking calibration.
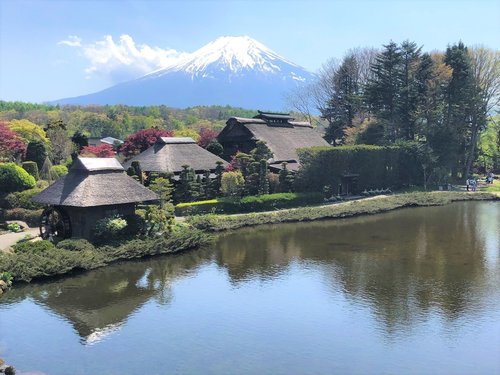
[0,201,499,374]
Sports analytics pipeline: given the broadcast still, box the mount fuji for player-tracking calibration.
[53,36,316,110]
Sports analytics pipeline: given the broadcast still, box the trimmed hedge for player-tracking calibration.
[175,192,324,216]
[5,188,43,210]
[0,163,36,193]
[50,165,68,178]
[4,208,42,227]
[22,161,39,180]
[187,192,499,232]
[295,144,425,193]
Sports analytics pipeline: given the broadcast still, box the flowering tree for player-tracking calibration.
[0,121,26,161]
[198,127,219,148]
[80,144,115,157]
[121,128,173,157]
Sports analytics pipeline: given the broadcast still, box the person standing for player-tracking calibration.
[466,178,470,191]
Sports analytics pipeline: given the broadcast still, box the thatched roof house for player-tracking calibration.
[123,137,227,175]
[218,111,329,171]
[33,157,158,240]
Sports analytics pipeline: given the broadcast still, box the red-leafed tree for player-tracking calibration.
[80,144,115,158]
[197,127,219,148]
[224,153,239,172]
[0,121,26,161]
[121,128,173,157]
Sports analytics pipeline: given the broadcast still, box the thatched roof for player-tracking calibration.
[219,113,329,163]
[33,157,158,207]
[123,137,227,174]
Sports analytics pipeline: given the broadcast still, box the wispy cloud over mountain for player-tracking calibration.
[58,34,186,82]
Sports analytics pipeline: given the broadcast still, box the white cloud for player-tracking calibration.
[58,35,82,47]
[58,34,186,82]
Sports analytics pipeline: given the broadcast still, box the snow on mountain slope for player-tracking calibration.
[146,36,300,77]
[53,36,315,109]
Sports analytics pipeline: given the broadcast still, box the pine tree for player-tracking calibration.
[399,40,422,140]
[366,41,404,142]
[258,159,269,195]
[444,42,478,176]
[213,161,225,196]
[323,54,362,145]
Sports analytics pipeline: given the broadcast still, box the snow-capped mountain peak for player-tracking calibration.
[147,36,300,78]
[54,36,315,110]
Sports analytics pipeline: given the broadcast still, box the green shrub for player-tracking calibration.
[0,226,213,282]
[4,208,43,227]
[50,165,68,178]
[5,188,43,209]
[93,215,128,242]
[123,214,146,236]
[25,140,49,170]
[7,223,21,232]
[57,238,95,252]
[221,171,244,197]
[13,240,55,254]
[0,271,13,286]
[0,246,107,282]
[36,180,49,189]
[0,163,36,193]
[22,161,39,180]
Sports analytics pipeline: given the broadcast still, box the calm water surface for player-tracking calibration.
[0,201,499,375]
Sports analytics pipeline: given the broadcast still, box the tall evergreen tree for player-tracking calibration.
[399,40,422,140]
[322,54,362,145]
[365,41,403,142]
[443,42,478,176]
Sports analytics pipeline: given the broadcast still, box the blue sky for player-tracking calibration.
[1,0,499,103]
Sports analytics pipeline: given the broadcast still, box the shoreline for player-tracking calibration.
[186,191,499,232]
[0,191,498,286]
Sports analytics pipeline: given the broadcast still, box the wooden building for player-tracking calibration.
[218,111,330,172]
[32,157,158,240]
[88,136,124,147]
[123,137,228,177]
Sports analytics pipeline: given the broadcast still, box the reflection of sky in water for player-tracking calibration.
[0,202,498,375]
[84,322,123,345]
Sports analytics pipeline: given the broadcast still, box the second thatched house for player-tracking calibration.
[32,157,158,240]
[218,111,330,172]
[123,137,228,177]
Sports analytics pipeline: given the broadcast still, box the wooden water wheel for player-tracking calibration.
[40,207,72,241]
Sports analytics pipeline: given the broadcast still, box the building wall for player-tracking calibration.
[63,203,135,240]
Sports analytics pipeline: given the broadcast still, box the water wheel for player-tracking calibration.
[40,207,72,241]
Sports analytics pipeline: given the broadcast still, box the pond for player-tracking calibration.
[0,201,499,375]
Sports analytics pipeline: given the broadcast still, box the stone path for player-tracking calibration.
[0,226,39,253]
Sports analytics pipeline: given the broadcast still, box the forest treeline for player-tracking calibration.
[1,40,499,176]
[0,102,257,137]
[288,41,500,176]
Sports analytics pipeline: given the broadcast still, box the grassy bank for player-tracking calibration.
[1,191,497,284]
[0,226,213,283]
[187,191,499,232]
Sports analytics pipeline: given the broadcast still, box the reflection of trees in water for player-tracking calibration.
[2,202,496,340]
[3,250,211,343]
[215,227,303,284]
[215,203,494,333]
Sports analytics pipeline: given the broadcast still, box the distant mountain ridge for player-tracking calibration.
[53,36,316,110]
